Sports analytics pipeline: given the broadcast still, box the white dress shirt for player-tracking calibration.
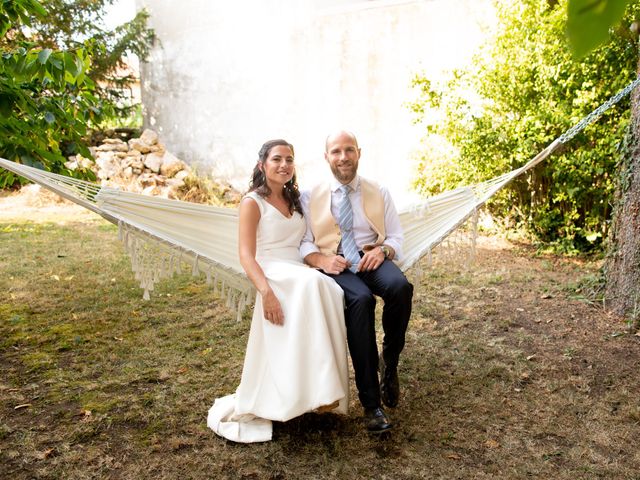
[300,175,404,261]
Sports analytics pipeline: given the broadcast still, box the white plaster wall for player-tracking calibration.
[136,0,494,204]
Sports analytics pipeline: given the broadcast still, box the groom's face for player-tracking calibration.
[325,132,360,184]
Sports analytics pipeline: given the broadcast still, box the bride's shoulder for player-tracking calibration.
[241,191,265,214]
[243,191,261,202]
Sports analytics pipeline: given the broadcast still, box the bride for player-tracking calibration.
[207,139,349,442]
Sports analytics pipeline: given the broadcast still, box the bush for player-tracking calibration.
[0,0,153,188]
[409,0,640,252]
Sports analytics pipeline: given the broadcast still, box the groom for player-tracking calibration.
[300,130,413,433]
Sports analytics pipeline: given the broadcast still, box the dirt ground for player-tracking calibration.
[1,189,639,479]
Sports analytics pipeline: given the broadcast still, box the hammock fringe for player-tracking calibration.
[117,221,253,319]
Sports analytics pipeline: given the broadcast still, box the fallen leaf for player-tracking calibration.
[546,319,554,324]
[540,294,552,299]
[14,404,32,410]
[177,367,188,374]
[485,439,500,449]
[51,275,60,281]
[113,337,123,342]
[446,453,461,460]
[516,308,525,312]
[34,448,55,460]
[200,347,213,356]
[64,275,74,281]
[526,355,536,361]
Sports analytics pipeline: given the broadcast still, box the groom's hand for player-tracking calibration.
[357,247,385,272]
[305,252,349,275]
[321,255,350,275]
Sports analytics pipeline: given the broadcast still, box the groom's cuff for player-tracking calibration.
[300,242,320,260]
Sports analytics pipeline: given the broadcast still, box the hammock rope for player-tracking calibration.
[2,74,639,318]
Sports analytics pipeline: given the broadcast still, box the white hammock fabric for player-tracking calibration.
[3,75,639,319]
[0,156,486,318]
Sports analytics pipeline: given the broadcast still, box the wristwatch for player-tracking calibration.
[380,245,390,259]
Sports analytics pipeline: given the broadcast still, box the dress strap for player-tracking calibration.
[243,191,265,216]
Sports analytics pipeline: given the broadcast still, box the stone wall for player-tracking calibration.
[66,129,191,199]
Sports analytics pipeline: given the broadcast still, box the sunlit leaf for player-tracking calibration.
[30,0,48,18]
[37,48,52,65]
[49,56,63,70]
[567,0,630,58]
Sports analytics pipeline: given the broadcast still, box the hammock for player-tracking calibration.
[2,76,639,320]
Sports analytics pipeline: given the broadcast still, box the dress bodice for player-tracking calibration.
[245,192,305,263]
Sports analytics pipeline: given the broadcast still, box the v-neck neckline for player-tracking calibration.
[264,198,293,219]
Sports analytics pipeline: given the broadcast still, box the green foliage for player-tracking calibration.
[16,1,154,118]
[567,0,632,58]
[409,0,640,252]
[0,0,153,188]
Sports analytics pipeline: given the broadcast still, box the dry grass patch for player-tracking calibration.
[1,204,639,479]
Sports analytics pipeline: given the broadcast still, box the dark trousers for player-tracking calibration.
[328,259,413,409]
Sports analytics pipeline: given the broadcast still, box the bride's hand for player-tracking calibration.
[262,289,284,325]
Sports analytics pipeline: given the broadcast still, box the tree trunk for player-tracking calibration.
[605,83,640,325]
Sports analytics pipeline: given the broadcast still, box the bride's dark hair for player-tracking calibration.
[249,139,302,216]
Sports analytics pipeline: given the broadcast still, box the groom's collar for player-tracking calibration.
[330,175,359,193]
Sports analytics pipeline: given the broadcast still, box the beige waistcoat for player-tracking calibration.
[309,177,386,255]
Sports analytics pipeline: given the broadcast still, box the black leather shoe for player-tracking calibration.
[364,407,393,433]
[380,354,400,408]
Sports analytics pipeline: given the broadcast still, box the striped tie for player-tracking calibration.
[337,184,360,273]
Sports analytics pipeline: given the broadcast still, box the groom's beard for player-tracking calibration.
[330,161,358,184]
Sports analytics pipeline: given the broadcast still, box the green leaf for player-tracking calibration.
[75,55,86,77]
[37,48,52,65]
[0,19,10,38]
[49,56,63,70]
[585,232,601,242]
[63,52,76,75]
[0,172,15,189]
[567,0,630,58]
[30,0,48,18]
[20,154,37,167]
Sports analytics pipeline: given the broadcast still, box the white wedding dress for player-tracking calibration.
[207,192,349,442]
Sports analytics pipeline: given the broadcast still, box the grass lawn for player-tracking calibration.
[1,198,639,479]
